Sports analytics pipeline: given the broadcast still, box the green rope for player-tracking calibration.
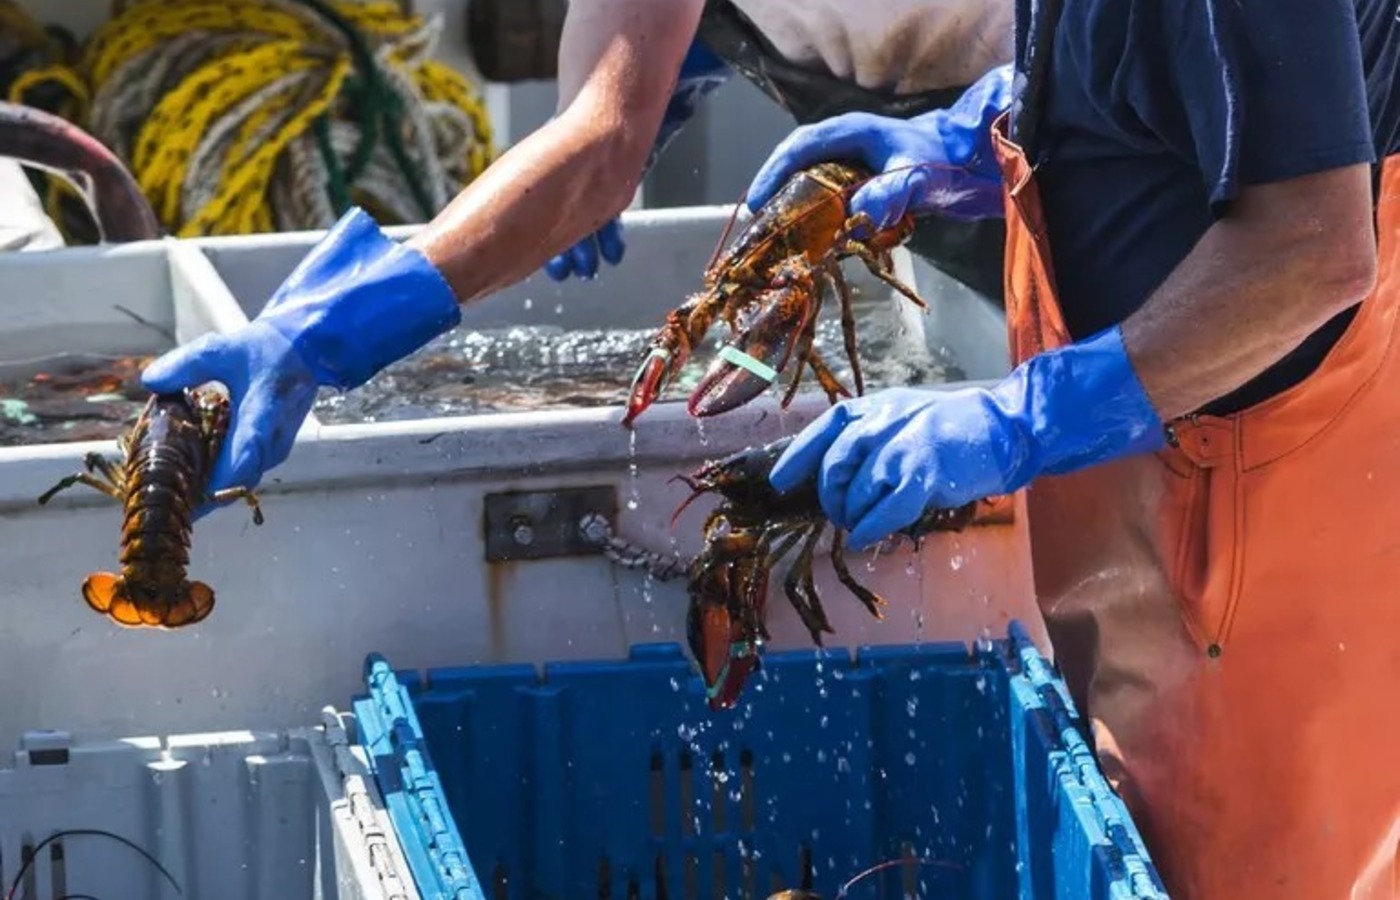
[312,114,351,214]
[294,0,437,220]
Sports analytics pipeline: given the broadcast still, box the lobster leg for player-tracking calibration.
[824,263,865,397]
[779,289,826,409]
[830,530,889,620]
[783,525,836,645]
[747,523,799,643]
[804,348,853,404]
[845,242,928,311]
[83,451,128,492]
[764,525,808,569]
[208,486,266,526]
[796,529,837,645]
[38,471,121,505]
[837,213,928,311]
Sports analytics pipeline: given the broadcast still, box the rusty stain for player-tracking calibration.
[484,560,513,662]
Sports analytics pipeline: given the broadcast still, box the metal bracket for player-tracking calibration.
[483,486,618,563]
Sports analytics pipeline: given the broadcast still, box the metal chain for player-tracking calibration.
[577,513,693,582]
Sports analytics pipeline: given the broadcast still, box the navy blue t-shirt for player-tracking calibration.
[1018,0,1400,415]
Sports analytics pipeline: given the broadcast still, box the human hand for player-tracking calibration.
[142,207,461,515]
[142,323,318,518]
[769,326,1169,549]
[543,218,626,281]
[745,63,1013,228]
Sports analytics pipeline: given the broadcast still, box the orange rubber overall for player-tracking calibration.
[993,107,1400,898]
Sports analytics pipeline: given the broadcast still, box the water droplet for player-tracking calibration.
[523,298,534,310]
[904,751,916,766]
[950,554,964,571]
[554,303,564,315]
[626,498,638,510]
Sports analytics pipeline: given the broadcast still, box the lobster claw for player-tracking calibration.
[688,267,816,418]
[686,559,766,710]
[624,302,704,427]
[624,345,684,427]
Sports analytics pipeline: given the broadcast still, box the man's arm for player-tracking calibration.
[408,0,705,302]
[1122,164,1377,419]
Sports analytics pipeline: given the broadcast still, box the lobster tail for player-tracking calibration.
[82,572,215,629]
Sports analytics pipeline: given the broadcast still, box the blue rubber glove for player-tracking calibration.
[141,207,461,508]
[543,219,626,281]
[746,63,1013,228]
[769,327,1168,549]
[542,39,731,282]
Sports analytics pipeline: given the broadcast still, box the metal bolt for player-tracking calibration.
[578,513,610,545]
[511,518,535,547]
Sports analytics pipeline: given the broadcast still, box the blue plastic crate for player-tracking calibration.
[351,622,1168,900]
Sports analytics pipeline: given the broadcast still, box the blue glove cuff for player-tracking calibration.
[645,40,733,173]
[990,325,1167,486]
[260,208,462,391]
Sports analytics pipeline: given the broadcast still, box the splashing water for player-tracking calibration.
[626,428,640,512]
[312,284,953,424]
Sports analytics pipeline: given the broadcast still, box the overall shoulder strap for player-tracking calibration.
[1010,0,1066,158]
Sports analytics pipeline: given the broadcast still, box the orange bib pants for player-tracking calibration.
[993,111,1400,899]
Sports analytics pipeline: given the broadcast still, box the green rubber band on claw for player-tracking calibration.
[630,347,672,392]
[718,345,778,384]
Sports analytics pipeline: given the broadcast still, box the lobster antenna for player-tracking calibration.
[705,187,750,273]
[668,481,709,529]
[835,856,963,899]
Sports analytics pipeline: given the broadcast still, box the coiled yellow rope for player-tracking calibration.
[0,0,495,238]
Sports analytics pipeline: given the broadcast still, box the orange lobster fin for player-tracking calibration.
[81,573,214,628]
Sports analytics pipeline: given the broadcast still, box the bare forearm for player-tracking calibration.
[408,119,640,303]
[1120,165,1378,418]
[406,0,703,305]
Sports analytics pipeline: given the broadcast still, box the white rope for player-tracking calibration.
[578,513,694,582]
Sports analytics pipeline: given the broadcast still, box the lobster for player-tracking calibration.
[672,435,986,711]
[623,161,929,426]
[37,388,263,628]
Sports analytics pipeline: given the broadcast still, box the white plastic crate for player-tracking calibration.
[0,711,419,900]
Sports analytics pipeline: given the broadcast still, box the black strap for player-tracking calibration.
[695,0,967,124]
[1010,0,1066,157]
